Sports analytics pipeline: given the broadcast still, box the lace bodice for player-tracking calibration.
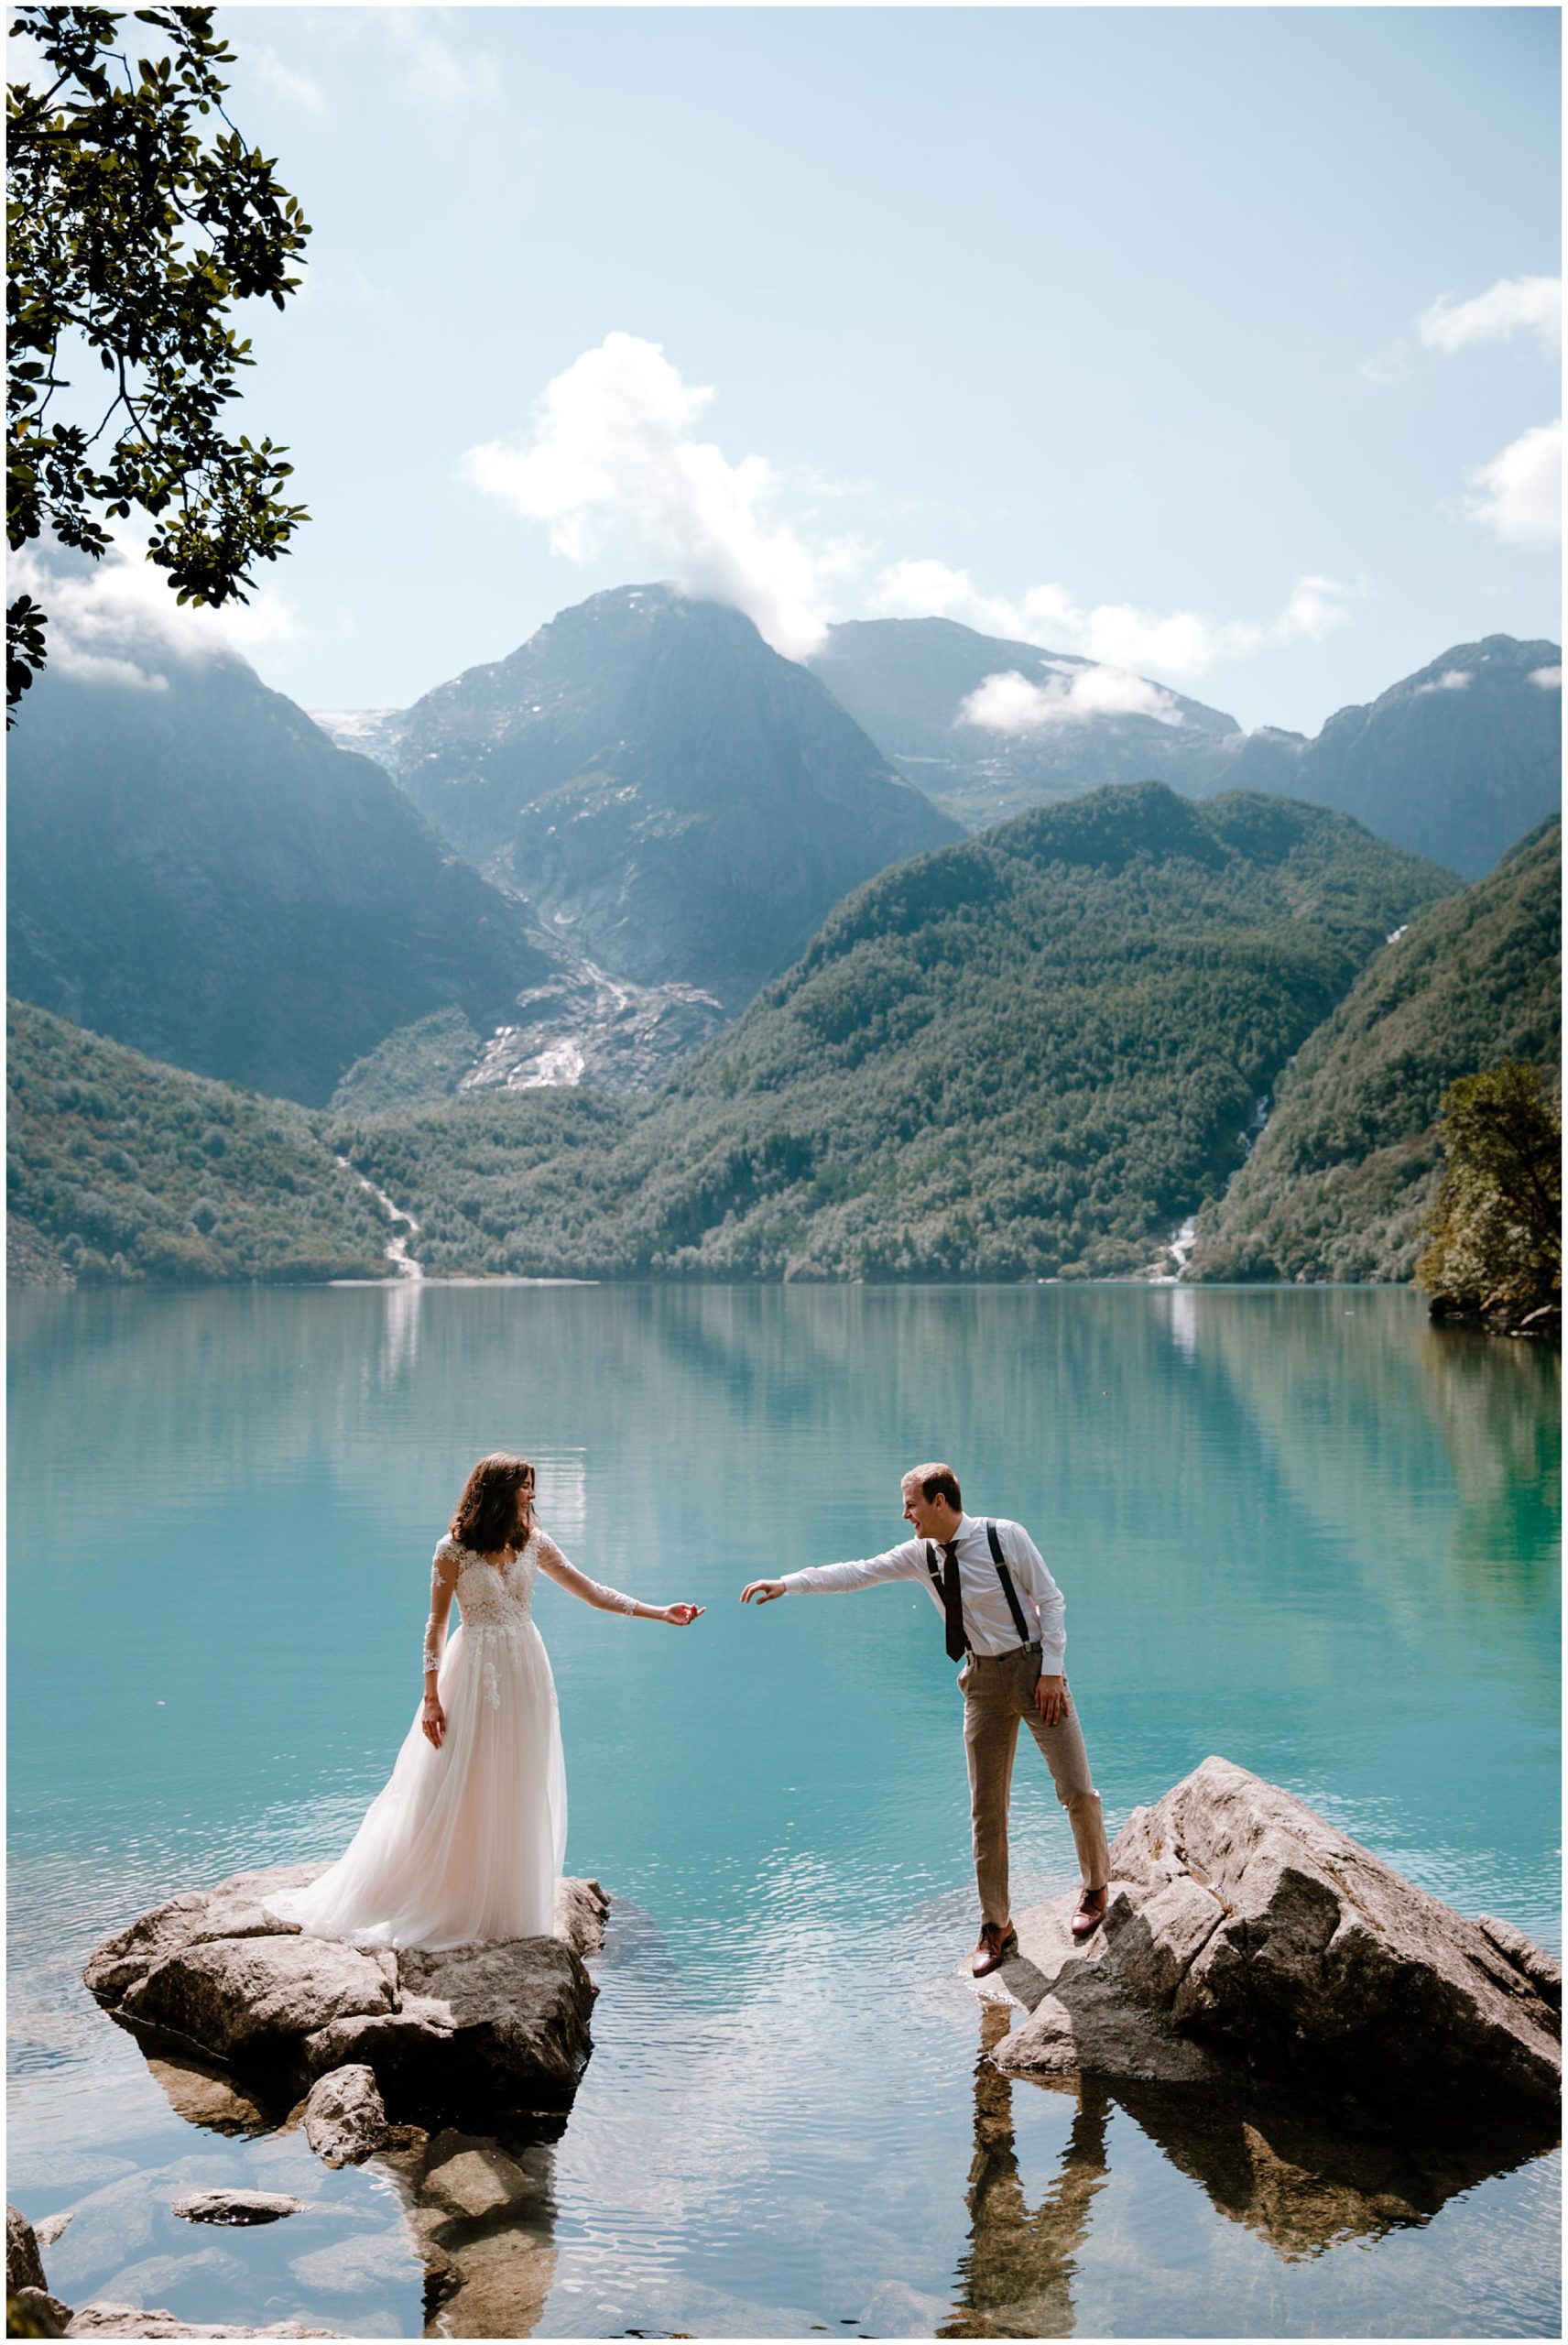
[450,1533,541,1630]
[421,1527,637,1681]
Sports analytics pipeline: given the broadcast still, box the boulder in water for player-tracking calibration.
[83,1865,605,2129]
[996,1758,1559,2126]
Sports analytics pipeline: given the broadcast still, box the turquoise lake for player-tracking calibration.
[7,1281,1561,2337]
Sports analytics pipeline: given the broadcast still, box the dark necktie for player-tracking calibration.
[940,1539,966,1661]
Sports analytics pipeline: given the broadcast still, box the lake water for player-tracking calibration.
[7,1282,1560,2338]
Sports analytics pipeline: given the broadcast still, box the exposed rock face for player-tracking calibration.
[553,1875,610,1958]
[9,2205,48,2295]
[84,1866,604,2123]
[393,585,962,1012]
[996,1759,1560,2125]
[9,2195,48,2288]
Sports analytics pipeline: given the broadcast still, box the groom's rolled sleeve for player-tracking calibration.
[1007,1523,1068,1676]
[781,1540,925,1595]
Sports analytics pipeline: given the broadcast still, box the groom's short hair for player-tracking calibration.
[906,1462,962,1511]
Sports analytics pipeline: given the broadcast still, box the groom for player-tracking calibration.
[741,1462,1111,1976]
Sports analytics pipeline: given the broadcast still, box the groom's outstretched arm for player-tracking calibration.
[741,1540,926,1605]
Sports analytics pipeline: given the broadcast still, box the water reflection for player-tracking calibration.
[942,2005,1107,2338]
[107,2042,563,2338]
[1109,2077,1555,2263]
[1416,1326,1562,1599]
[939,1992,1561,2339]
[376,2123,560,2339]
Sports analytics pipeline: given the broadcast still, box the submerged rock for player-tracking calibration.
[995,1758,1560,2128]
[169,2191,303,2226]
[62,2311,343,2338]
[83,1867,606,2133]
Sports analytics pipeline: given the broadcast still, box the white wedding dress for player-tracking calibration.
[267,1530,627,1950]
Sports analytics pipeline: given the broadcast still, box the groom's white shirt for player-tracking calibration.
[780,1512,1067,1673]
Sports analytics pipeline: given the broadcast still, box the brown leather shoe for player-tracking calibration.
[971,1921,1018,1978]
[1071,1885,1108,1941]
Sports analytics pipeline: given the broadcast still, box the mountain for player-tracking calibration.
[389,585,962,1012]
[1185,819,1561,1285]
[333,784,1459,1282]
[7,998,395,1283]
[7,649,566,1107]
[1213,638,1563,880]
[805,616,1241,828]
[807,622,1562,878]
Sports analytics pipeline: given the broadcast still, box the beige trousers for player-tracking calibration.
[960,1642,1111,1928]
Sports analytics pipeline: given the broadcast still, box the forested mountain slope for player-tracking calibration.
[334,784,1457,1282]
[1186,819,1561,1284]
[7,999,394,1284]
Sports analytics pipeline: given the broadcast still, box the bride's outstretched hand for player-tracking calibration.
[659,1603,705,1626]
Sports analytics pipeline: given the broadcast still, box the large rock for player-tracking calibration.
[84,1868,604,2125]
[997,1758,1560,2126]
[300,2066,392,2169]
[9,2204,48,2294]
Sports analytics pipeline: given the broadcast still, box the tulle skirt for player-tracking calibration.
[266,1618,567,1950]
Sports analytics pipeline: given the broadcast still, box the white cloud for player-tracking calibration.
[464,337,1352,683]
[461,333,837,660]
[11,537,299,690]
[872,560,1349,682]
[1466,419,1563,544]
[1529,665,1562,690]
[1419,275,1562,353]
[1412,668,1473,696]
[960,665,1182,735]
[250,42,329,115]
[378,9,497,110]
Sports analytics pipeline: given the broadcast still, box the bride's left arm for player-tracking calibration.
[536,1531,704,1627]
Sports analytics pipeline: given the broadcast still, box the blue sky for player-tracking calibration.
[35,6,1563,732]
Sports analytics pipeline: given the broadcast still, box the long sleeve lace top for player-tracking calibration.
[421,1527,637,1676]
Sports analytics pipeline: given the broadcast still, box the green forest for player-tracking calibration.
[329,785,1455,1282]
[1189,819,1561,1282]
[7,999,393,1283]
[15,788,1559,1296]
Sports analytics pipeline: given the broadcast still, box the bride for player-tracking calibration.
[266,1453,703,1950]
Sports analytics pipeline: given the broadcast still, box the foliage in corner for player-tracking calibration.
[6,5,310,715]
[1416,1062,1562,1329]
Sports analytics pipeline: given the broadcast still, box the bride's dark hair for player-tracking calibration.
[451,1453,535,1554]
